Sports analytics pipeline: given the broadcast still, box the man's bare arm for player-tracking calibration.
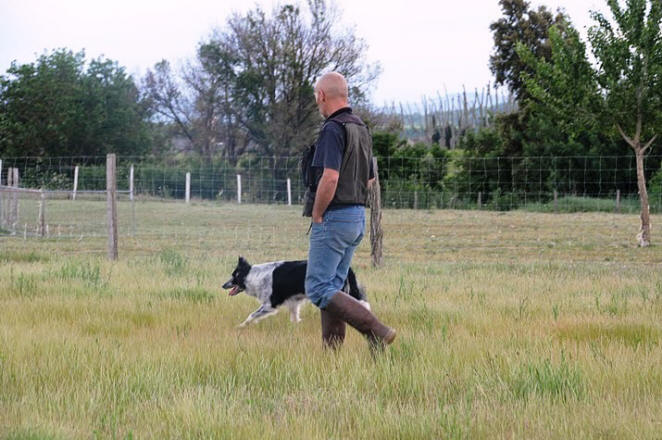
[312,168,339,223]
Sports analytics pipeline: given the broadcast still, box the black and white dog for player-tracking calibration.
[222,256,370,327]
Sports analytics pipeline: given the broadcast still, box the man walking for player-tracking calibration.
[304,71,396,350]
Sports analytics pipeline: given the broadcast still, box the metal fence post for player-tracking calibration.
[72,166,79,200]
[287,178,292,206]
[185,172,191,204]
[129,165,135,201]
[237,174,242,204]
[106,154,118,260]
[11,168,19,232]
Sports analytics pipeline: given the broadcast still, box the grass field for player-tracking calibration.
[1,202,662,439]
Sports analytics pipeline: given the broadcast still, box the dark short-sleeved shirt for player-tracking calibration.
[312,110,347,172]
[312,107,374,181]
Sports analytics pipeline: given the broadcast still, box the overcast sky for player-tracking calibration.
[0,0,608,104]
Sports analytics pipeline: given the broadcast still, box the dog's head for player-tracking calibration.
[222,256,251,296]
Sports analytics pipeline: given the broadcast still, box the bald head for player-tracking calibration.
[315,72,349,100]
[314,72,349,118]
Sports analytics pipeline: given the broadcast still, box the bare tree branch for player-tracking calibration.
[643,134,658,153]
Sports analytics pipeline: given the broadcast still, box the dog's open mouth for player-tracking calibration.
[222,279,243,296]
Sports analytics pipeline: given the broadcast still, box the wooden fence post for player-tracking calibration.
[0,159,3,185]
[478,192,482,209]
[72,166,79,200]
[369,158,383,267]
[554,190,558,214]
[106,154,118,260]
[616,190,621,213]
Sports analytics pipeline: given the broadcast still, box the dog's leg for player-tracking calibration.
[238,304,278,328]
[287,300,303,323]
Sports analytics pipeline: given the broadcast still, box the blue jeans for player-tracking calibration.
[305,205,366,309]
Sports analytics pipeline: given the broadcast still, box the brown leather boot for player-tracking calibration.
[323,291,396,347]
[321,309,346,349]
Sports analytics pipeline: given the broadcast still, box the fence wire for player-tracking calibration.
[2,151,661,259]
[2,154,661,213]
[0,186,134,239]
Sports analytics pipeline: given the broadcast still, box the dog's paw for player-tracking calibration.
[237,322,248,329]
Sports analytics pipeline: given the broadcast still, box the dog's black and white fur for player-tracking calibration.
[222,256,370,327]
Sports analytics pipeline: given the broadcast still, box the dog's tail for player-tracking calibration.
[346,268,367,302]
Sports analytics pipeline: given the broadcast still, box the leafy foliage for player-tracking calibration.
[466,0,662,210]
[588,0,662,149]
[0,49,152,157]
[142,0,379,160]
[489,0,569,100]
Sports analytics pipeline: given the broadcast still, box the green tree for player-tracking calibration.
[519,25,601,138]
[0,49,152,158]
[519,0,661,245]
[485,0,572,166]
[143,0,379,160]
[517,23,620,193]
[588,0,661,246]
[489,0,569,101]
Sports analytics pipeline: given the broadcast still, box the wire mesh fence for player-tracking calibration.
[2,154,661,213]
[0,156,307,204]
[0,186,135,239]
[2,152,661,259]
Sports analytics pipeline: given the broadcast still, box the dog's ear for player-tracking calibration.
[238,256,248,266]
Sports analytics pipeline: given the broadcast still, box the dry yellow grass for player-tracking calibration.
[1,202,661,439]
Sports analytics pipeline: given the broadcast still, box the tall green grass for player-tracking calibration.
[1,204,662,438]
[522,195,643,214]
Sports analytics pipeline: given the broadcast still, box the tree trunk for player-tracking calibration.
[617,122,655,247]
[634,147,651,247]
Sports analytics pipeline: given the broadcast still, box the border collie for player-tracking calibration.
[222,256,370,327]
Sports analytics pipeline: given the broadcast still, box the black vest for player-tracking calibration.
[330,112,372,206]
[301,111,372,217]
[323,111,372,206]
